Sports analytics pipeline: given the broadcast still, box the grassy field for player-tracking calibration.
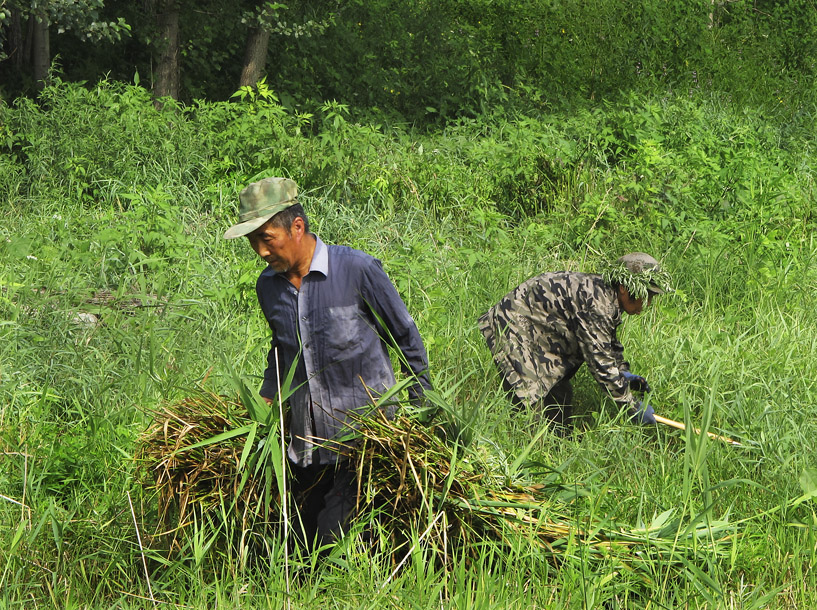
[1,80,816,608]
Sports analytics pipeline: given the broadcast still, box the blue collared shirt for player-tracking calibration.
[257,235,431,466]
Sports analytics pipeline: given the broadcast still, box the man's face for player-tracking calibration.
[246,220,298,273]
[618,285,654,315]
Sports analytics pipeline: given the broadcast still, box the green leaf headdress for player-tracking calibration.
[600,253,673,301]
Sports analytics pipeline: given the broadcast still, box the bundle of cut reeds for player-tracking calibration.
[135,390,272,538]
[136,392,734,565]
[350,410,734,560]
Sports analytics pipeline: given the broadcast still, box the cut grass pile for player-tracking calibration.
[136,391,735,580]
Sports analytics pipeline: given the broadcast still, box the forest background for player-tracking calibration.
[2,1,817,608]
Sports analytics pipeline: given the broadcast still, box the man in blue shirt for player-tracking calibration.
[224,176,431,550]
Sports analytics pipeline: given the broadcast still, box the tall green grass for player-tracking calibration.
[1,79,816,608]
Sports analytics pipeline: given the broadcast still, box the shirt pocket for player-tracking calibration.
[324,305,367,354]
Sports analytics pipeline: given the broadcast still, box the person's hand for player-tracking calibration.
[621,371,651,394]
[628,400,657,425]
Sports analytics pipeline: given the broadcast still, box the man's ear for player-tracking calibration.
[290,216,305,237]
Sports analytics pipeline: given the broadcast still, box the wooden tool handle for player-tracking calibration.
[653,414,741,446]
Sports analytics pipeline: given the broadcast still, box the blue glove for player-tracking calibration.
[628,401,657,425]
[621,371,651,394]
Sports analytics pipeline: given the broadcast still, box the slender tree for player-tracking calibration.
[151,0,179,102]
[239,22,269,88]
[30,7,48,86]
[1,1,128,90]
[237,1,334,91]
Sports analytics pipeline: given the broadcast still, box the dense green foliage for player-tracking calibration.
[2,2,817,604]
[2,0,816,124]
[2,69,817,607]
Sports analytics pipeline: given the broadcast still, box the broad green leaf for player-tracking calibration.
[799,468,817,496]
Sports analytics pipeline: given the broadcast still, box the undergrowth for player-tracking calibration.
[1,79,816,608]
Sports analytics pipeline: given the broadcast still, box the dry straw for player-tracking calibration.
[135,390,274,548]
[136,391,734,566]
[349,410,734,565]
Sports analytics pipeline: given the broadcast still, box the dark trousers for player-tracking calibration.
[502,365,580,436]
[289,460,358,552]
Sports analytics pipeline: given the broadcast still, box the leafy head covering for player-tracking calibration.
[601,252,673,301]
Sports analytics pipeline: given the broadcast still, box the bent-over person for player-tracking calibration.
[479,253,672,436]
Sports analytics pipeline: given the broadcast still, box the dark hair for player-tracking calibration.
[270,203,310,234]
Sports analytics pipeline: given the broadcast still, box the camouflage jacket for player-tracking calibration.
[478,272,635,407]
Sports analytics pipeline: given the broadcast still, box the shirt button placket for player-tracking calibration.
[299,282,322,460]
[298,284,315,386]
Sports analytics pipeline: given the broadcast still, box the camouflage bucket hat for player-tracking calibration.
[601,252,673,300]
[223,177,298,239]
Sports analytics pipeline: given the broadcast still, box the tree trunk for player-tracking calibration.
[9,8,24,71]
[153,0,180,103]
[31,14,50,90]
[239,26,270,88]
[23,12,34,68]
